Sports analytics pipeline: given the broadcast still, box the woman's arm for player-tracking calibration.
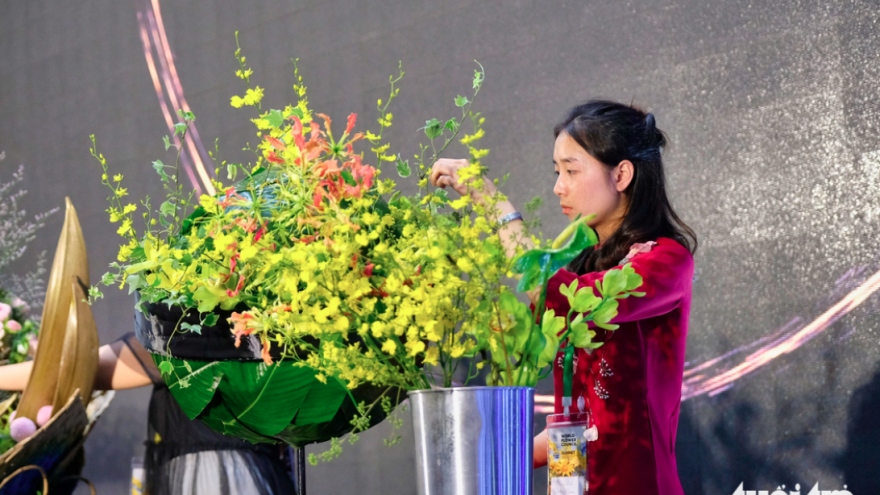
[533,429,548,468]
[545,238,694,323]
[0,338,156,392]
[430,158,535,259]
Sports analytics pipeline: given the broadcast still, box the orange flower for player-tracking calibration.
[230,312,256,348]
[344,113,357,135]
[291,116,306,151]
[266,136,286,150]
[260,338,273,365]
[316,113,333,136]
[267,150,285,164]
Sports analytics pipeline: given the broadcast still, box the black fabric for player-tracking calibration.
[118,333,296,495]
[132,297,284,361]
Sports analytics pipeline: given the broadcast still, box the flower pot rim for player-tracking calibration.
[407,385,535,397]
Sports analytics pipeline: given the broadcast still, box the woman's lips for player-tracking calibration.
[561,206,572,215]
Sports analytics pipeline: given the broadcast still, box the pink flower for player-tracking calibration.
[5,320,21,333]
[0,303,10,322]
[11,298,28,314]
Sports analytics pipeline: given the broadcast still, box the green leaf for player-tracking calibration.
[292,377,347,426]
[513,223,599,293]
[569,322,595,348]
[181,322,202,334]
[177,109,195,122]
[158,360,174,376]
[181,206,206,235]
[424,118,443,139]
[340,169,356,186]
[571,287,601,313]
[163,135,172,150]
[160,200,176,217]
[395,156,411,178]
[454,95,469,107]
[87,285,104,301]
[200,400,274,444]
[201,313,219,327]
[152,356,224,418]
[125,273,145,295]
[193,285,222,313]
[559,280,578,300]
[444,119,458,133]
[537,311,565,367]
[227,163,238,180]
[591,299,619,329]
[622,264,644,291]
[498,292,535,353]
[433,189,449,203]
[152,160,169,181]
[266,109,285,128]
[218,361,315,437]
[101,272,116,285]
[473,67,484,90]
[599,269,627,298]
[174,122,188,136]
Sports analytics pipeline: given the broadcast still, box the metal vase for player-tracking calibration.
[409,386,534,495]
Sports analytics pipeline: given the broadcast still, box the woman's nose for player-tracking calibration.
[553,176,565,197]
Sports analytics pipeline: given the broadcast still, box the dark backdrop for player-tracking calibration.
[2,1,879,493]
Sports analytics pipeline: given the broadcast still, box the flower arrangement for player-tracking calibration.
[91,37,644,459]
[0,158,55,453]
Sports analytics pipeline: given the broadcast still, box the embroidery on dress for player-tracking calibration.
[618,240,656,266]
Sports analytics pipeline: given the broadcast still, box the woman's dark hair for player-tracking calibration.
[554,100,697,274]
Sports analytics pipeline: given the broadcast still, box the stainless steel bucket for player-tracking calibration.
[409,386,534,495]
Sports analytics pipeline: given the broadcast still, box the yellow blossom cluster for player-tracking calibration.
[96,58,562,395]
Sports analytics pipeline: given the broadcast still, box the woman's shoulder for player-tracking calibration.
[623,237,693,269]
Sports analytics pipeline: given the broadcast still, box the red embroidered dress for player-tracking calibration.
[547,238,693,495]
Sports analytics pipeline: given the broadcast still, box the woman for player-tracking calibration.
[0,334,296,495]
[431,100,697,495]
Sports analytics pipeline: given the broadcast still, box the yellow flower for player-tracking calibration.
[424,346,439,366]
[381,339,397,355]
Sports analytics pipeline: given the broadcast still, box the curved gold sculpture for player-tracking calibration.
[16,198,98,420]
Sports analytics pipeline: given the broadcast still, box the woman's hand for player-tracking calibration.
[430,158,497,201]
[431,158,534,259]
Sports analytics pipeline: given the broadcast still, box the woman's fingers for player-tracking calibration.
[430,159,466,190]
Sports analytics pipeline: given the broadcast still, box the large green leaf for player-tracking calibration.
[217,360,314,437]
[199,399,275,444]
[292,377,347,426]
[514,223,598,292]
[153,355,223,419]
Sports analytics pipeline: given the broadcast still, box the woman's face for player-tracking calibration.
[552,132,631,235]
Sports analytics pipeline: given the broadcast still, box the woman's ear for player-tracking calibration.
[614,160,634,192]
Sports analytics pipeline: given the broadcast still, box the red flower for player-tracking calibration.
[267,151,285,164]
[363,263,375,277]
[254,222,266,242]
[291,116,306,151]
[345,113,357,135]
[226,274,246,298]
[266,136,286,150]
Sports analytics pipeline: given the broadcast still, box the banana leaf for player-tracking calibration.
[152,355,401,447]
